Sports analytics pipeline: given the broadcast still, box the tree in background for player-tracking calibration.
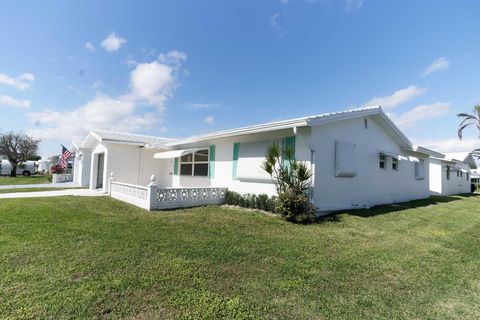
[458,104,480,160]
[262,141,316,222]
[457,104,480,140]
[0,132,41,177]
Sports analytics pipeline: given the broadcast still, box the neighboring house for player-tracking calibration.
[73,106,436,212]
[429,152,477,195]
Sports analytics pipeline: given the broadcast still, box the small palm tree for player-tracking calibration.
[457,104,480,140]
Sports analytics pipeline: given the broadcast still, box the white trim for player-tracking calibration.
[153,148,207,159]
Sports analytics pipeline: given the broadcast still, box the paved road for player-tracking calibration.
[0,189,107,199]
[0,182,77,190]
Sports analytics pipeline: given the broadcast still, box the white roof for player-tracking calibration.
[161,106,412,149]
[73,106,415,152]
[444,152,478,169]
[80,130,173,148]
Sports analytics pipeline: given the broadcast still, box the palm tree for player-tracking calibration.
[457,104,480,140]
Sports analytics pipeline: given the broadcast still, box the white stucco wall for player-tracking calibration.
[309,116,430,211]
[167,128,311,196]
[429,160,443,195]
[429,159,472,195]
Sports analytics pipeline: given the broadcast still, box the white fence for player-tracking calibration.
[109,174,227,211]
[52,174,73,183]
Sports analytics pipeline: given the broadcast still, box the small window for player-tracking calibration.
[364,118,368,129]
[460,171,463,178]
[392,158,399,171]
[446,166,450,180]
[379,154,386,169]
[180,149,209,177]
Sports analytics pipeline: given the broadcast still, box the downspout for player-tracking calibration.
[138,146,142,185]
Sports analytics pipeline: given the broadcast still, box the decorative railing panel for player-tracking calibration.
[110,181,149,209]
[109,174,227,211]
[154,187,227,210]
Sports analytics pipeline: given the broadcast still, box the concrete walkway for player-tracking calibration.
[0,182,77,190]
[0,189,107,199]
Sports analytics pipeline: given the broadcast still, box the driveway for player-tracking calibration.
[0,189,107,199]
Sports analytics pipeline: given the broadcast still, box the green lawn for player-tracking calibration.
[1,196,480,319]
[0,175,50,185]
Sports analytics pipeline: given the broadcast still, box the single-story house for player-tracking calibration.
[429,152,478,195]
[72,106,438,212]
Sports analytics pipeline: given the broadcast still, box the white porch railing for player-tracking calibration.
[109,173,227,211]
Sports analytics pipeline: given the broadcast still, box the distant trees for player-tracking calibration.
[0,132,41,177]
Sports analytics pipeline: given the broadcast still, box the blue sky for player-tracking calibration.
[0,0,479,157]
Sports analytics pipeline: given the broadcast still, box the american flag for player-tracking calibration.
[59,145,73,169]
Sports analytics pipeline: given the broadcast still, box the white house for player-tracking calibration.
[429,152,477,195]
[73,106,436,212]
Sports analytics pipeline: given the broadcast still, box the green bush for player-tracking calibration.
[275,189,316,223]
[262,141,316,223]
[224,191,277,213]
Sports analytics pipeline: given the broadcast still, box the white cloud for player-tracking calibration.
[28,95,156,139]
[204,116,215,125]
[101,32,127,52]
[0,72,35,90]
[362,85,427,109]
[129,61,175,109]
[0,95,31,108]
[412,137,480,153]
[346,0,364,10]
[422,57,449,77]
[85,42,95,52]
[270,12,287,37]
[387,102,450,129]
[28,51,186,140]
[186,103,221,110]
[158,50,187,67]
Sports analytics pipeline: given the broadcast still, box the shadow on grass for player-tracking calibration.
[317,194,479,221]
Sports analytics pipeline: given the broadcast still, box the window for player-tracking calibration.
[460,171,463,178]
[392,157,399,171]
[415,160,426,180]
[180,149,209,176]
[446,166,450,180]
[379,154,386,169]
[364,118,368,129]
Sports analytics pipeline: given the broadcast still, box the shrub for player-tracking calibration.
[257,194,269,211]
[224,191,278,213]
[50,164,65,174]
[262,141,316,223]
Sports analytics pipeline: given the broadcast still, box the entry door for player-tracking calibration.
[96,153,104,189]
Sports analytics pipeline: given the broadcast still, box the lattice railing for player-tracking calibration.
[109,173,227,211]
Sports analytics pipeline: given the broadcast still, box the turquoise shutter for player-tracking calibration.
[282,136,296,169]
[209,145,216,178]
[232,142,240,179]
[173,158,179,175]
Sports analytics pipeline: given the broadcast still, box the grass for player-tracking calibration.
[0,187,85,194]
[0,175,50,185]
[1,195,480,319]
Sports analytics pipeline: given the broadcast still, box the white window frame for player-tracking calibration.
[379,154,386,169]
[392,157,399,171]
[179,149,209,177]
